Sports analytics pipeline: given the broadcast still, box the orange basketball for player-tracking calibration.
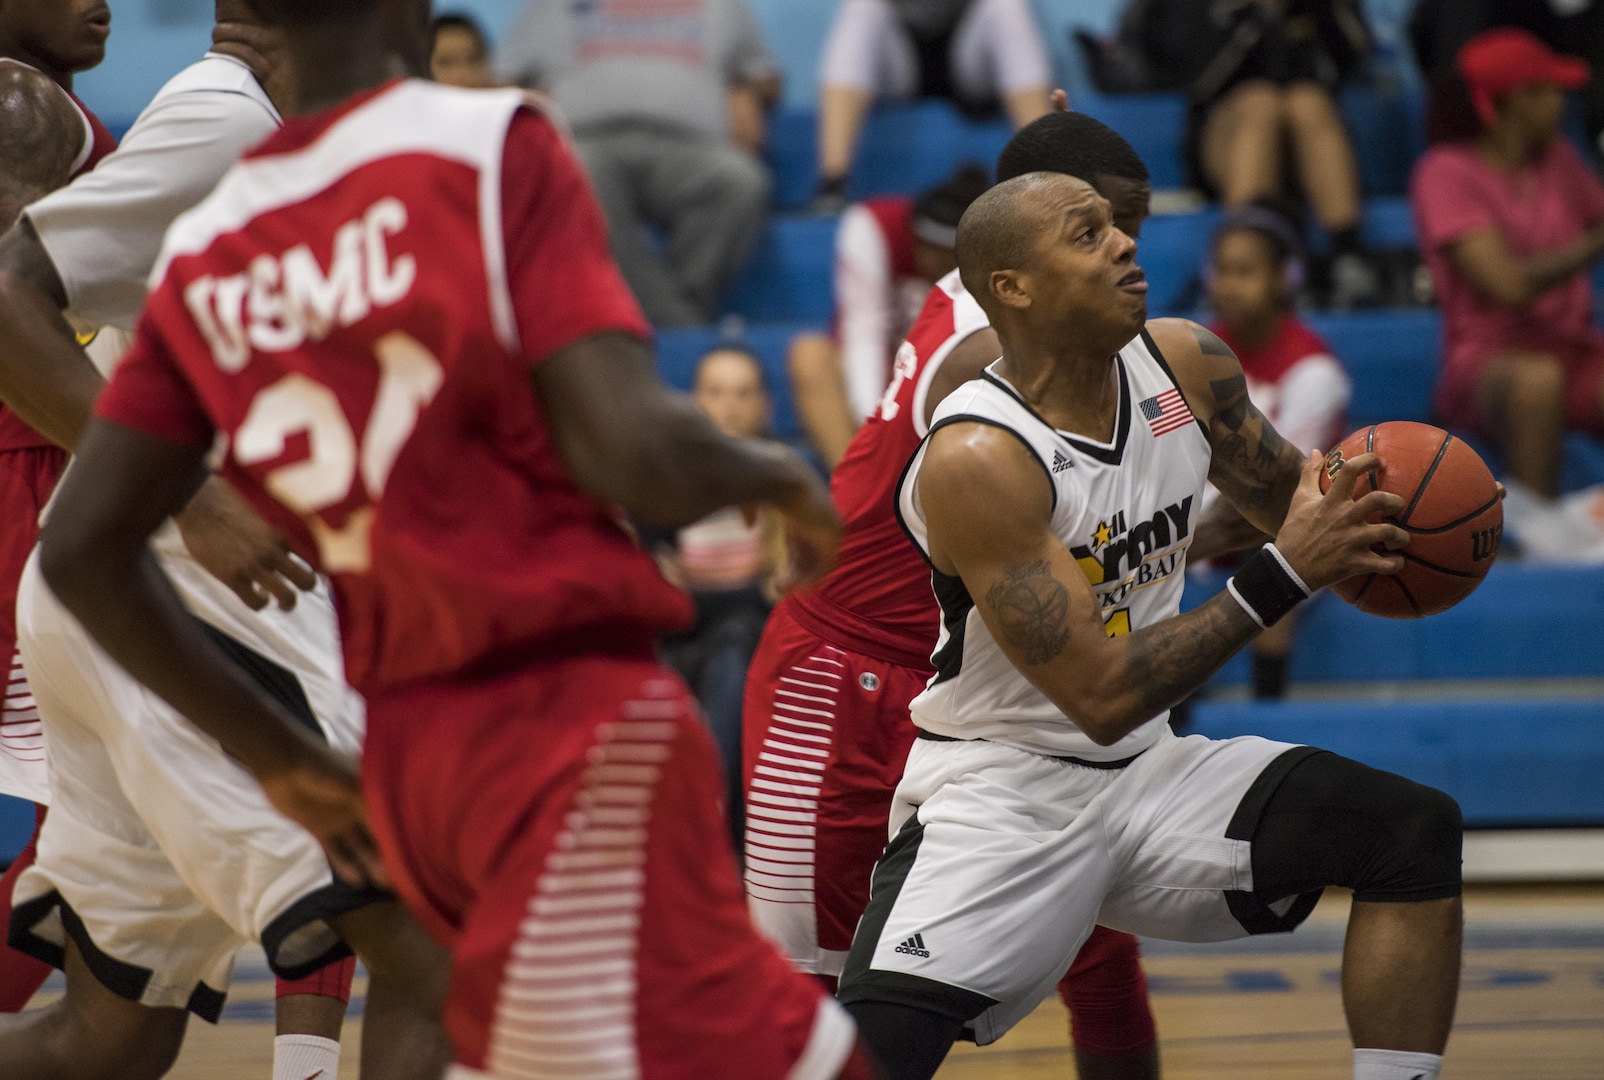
[1317,422,1503,618]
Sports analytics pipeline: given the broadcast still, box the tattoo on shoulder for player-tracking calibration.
[1190,323,1237,360]
[985,561,1071,666]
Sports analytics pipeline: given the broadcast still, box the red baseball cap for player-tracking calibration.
[1458,28,1591,125]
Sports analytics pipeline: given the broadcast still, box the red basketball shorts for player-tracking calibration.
[740,603,929,979]
[362,654,856,1079]
[0,446,66,806]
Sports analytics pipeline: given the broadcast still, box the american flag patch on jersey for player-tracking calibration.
[1139,388,1192,436]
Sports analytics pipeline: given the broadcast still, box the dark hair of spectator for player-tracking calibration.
[995,111,1149,186]
[696,343,769,391]
[249,0,378,22]
[432,12,489,51]
[1213,196,1306,268]
[1426,69,1485,145]
[913,164,991,242]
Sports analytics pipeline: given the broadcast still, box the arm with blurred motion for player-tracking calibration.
[39,418,382,885]
[534,332,840,590]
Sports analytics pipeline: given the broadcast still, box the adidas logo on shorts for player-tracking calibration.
[894,933,931,958]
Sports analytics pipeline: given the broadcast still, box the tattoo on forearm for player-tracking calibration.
[1206,371,1294,516]
[1124,593,1258,715]
[985,561,1071,666]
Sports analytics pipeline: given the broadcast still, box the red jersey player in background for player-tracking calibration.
[743,111,1165,1080]
[0,0,116,1014]
[788,165,990,469]
[38,0,882,1077]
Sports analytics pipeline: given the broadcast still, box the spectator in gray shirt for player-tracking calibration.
[499,0,780,326]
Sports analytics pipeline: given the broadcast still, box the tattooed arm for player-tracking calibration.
[919,416,1407,744]
[1146,319,1307,538]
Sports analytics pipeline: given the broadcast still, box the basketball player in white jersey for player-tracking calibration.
[0,4,449,1078]
[838,172,1467,1080]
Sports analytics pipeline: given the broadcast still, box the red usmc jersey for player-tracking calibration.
[0,61,117,453]
[96,80,691,696]
[788,269,990,667]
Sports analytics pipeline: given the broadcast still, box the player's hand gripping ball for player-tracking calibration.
[1318,422,1503,618]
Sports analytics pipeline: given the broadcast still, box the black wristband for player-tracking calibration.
[1226,544,1311,628]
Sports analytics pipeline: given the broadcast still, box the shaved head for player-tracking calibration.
[956,172,1098,319]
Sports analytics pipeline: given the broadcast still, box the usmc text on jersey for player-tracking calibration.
[183,197,416,372]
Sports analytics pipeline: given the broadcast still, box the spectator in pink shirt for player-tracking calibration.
[1412,28,1604,559]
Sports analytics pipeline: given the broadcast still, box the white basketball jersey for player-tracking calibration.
[896,331,1212,760]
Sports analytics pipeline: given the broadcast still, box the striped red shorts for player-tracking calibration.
[363,655,855,1079]
[740,603,931,980]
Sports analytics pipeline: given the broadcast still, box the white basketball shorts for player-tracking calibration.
[838,727,1323,1044]
[7,548,380,1019]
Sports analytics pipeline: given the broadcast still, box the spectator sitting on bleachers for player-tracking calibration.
[648,346,784,841]
[430,12,495,89]
[497,0,780,327]
[1139,0,1383,308]
[1410,0,1604,161]
[809,0,1051,214]
[788,163,988,468]
[1200,199,1352,698]
[1411,29,1604,561]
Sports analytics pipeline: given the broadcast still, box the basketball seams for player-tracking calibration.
[1393,575,1425,618]
[1398,431,1454,527]
[1397,550,1480,579]
[1400,492,1503,536]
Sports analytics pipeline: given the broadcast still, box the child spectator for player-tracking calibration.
[430,13,495,89]
[1411,29,1604,561]
[810,0,1051,213]
[788,163,989,468]
[1204,200,1352,697]
[651,347,784,841]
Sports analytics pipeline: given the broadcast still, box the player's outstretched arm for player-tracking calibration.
[534,331,841,588]
[923,422,1408,744]
[38,420,383,886]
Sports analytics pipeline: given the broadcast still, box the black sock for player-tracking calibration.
[817,174,847,198]
[1253,653,1290,699]
[1329,226,1363,258]
[844,1001,964,1080]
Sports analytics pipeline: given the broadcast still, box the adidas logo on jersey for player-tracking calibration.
[1051,449,1073,473]
[894,933,931,958]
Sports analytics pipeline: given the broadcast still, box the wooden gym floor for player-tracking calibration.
[32,884,1601,1079]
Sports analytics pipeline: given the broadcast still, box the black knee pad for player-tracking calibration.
[1248,750,1463,907]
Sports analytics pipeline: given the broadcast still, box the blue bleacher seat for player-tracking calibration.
[1189,698,1604,826]
[1306,309,1441,424]
[1184,563,1604,686]
[723,217,837,323]
[767,101,1010,211]
[1075,94,1191,190]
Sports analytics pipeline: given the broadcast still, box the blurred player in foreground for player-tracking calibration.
[838,172,1466,1080]
[38,0,884,1076]
[744,110,1163,1080]
[0,3,451,1078]
[0,0,117,1014]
